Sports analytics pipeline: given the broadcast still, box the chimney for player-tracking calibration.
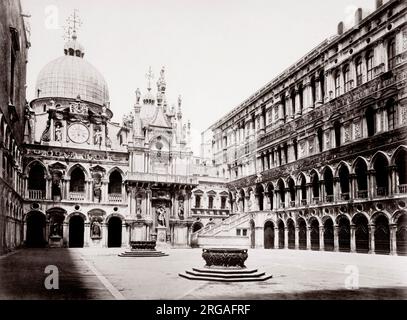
[355,8,363,25]
[376,0,383,9]
[337,21,344,35]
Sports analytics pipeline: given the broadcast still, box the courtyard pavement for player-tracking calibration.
[0,247,406,300]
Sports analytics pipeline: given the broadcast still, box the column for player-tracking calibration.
[274,227,279,249]
[46,176,52,200]
[334,225,339,252]
[368,169,375,199]
[315,74,323,106]
[286,92,293,121]
[284,227,289,249]
[306,227,311,250]
[295,89,301,117]
[350,224,356,253]
[65,178,70,200]
[390,224,397,256]
[303,80,312,112]
[62,223,69,247]
[319,226,325,251]
[255,226,264,248]
[295,227,299,250]
[349,174,357,200]
[278,101,285,125]
[84,222,90,247]
[146,188,152,217]
[369,224,375,254]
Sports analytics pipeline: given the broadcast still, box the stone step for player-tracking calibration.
[185,270,266,279]
[192,267,259,275]
[179,270,273,282]
[118,251,168,257]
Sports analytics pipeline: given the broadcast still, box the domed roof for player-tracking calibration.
[35,43,109,106]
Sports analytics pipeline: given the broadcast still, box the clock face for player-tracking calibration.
[68,123,89,144]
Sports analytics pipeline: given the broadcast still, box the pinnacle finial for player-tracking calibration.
[145,66,154,91]
[64,9,82,41]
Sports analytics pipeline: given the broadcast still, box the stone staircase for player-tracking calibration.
[191,213,251,247]
[179,267,272,282]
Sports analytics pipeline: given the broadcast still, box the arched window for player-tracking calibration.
[387,37,396,70]
[324,168,334,202]
[256,184,264,211]
[343,64,351,92]
[293,139,298,160]
[290,89,296,116]
[287,178,296,206]
[356,57,363,86]
[28,163,46,199]
[298,84,304,113]
[338,164,350,200]
[317,128,323,153]
[195,195,201,208]
[70,167,85,193]
[208,196,214,209]
[310,76,316,106]
[319,70,325,102]
[108,171,122,194]
[311,171,320,201]
[277,179,285,207]
[267,184,274,210]
[299,174,307,205]
[395,149,407,193]
[334,121,341,147]
[355,159,368,199]
[365,106,375,137]
[281,94,286,121]
[334,70,341,97]
[366,50,374,81]
[373,154,389,197]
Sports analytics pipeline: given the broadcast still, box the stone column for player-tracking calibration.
[278,102,285,126]
[369,224,375,254]
[306,227,311,250]
[315,74,323,106]
[333,177,340,203]
[349,174,357,200]
[319,226,325,251]
[65,178,71,200]
[146,188,152,217]
[284,227,289,249]
[390,224,397,256]
[84,222,90,247]
[350,224,356,253]
[274,227,279,249]
[295,226,299,250]
[255,226,264,248]
[295,88,301,117]
[286,92,293,121]
[334,225,339,252]
[62,223,68,247]
[367,169,375,200]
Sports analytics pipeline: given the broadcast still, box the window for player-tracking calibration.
[195,195,201,208]
[365,106,375,137]
[236,229,241,236]
[343,64,351,92]
[293,139,298,160]
[388,38,396,70]
[220,197,227,209]
[242,229,248,236]
[334,71,341,97]
[317,128,323,152]
[366,50,374,81]
[208,196,214,209]
[356,57,363,86]
[9,28,20,105]
[334,121,341,147]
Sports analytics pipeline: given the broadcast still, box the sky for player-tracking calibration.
[20,0,375,154]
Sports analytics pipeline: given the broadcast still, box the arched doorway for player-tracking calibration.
[192,222,204,233]
[278,220,285,249]
[264,221,275,249]
[26,211,46,247]
[298,218,307,250]
[338,216,350,252]
[375,215,390,255]
[69,215,84,248]
[108,217,122,248]
[287,219,295,249]
[353,214,369,253]
[250,220,255,249]
[396,214,407,256]
[323,218,334,251]
[310,219,320,250]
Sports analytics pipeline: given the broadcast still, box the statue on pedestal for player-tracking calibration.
[156,206,166,227]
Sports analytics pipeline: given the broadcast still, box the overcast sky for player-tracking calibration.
[21,0,375,154]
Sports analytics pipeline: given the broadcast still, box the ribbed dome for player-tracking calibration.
[35,55,109,106]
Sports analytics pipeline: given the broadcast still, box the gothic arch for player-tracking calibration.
[351,156,369,173]
[371,211,392,224]
[105,213,125,223]
[296,172,309,184]
[67,164,89,178]
[24,160,48,176]
[351,211,370,223]
[370,151,391,170]
[391,145,407,165]
[107,167,125,179]
[65,211,87,223]
[392,210,407,224]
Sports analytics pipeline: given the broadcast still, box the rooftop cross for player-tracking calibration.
[63,9,82,41]
[145,66,154,91]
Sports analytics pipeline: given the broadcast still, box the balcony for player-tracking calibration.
[312,197,320,205]
[326,195,334,203]
[69,192,85,201]
[376,187,388,197]
[341,193,350,201]
[357,190,368,199]
[28,189,45,200]
[108,193,123,203]
[191,208,230,216]
[126,172,198,186]
[399,184,407,194]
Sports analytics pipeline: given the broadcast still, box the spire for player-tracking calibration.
[143,67,155,105]
[63,9,84,57]
[156,66,166,106]
[177,95,182,119]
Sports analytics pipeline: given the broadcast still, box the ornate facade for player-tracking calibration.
[196,0,407,255]
[0,0,29,254]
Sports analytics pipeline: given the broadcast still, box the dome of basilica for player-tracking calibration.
[35,36,109,107]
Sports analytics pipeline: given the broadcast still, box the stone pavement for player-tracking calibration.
[0,248,406,300]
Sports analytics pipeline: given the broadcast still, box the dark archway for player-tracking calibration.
[287,178,296,207]
[278,220,285,249]
[108,217,122,248]
[323,218,334,251]
[287,219,295,249]
[355,158,368,199]
[69,215,84,248]
[323,168,334,202]
[338,216,350,252]
[277,179,285,208]
[396,214,407,256]
[365,106,375,137]
[264,221,275,249]
[299,174,307,205]
[338,164,350,200]
[70,167,85,193]
[310,219,320,250]
[374,215,390,255]
[395,148,407,193]
[255,184,264,211]
[192,222,204,233]
[298,218,307,250]
[26,212,46,247]
[353,214,369,253]
[108,171,122,194]
[267,184,274,210]
[28,163,46,199]
[311,171,319,201]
